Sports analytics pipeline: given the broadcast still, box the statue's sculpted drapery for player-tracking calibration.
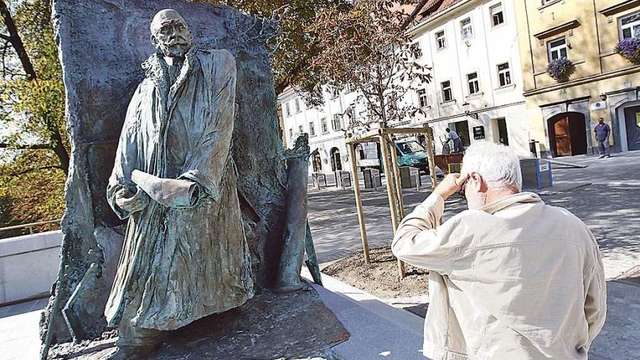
[105,46,254,331]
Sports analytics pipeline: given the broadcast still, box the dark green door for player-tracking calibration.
[624,106,640,151]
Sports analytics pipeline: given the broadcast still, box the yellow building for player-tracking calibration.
[514,0,640,156]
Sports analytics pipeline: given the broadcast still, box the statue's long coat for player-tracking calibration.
[105,48,254,331]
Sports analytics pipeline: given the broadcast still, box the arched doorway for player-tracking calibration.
[312,152,322,172]
[547,112,587,157]
[330,147,342,171]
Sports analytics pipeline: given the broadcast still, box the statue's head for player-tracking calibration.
[150,9,193,58]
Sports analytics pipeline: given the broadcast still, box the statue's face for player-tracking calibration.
[151,10,193,58]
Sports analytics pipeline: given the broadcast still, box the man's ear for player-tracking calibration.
[150,34,158,48]
[470,173,488,193]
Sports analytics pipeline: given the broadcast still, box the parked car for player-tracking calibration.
[356,140,430,173]
[394,140,429,171]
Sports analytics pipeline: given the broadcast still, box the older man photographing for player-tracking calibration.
[392,142,606,360]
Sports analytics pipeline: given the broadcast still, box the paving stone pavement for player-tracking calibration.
[309,151,640,280]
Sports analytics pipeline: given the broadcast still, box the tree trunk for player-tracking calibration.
[0,0,37,79]
[51,132,69,175]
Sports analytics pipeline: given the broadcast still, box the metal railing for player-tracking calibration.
[0,219,61,237]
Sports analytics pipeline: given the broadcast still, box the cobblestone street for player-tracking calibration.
[309,151,640,279]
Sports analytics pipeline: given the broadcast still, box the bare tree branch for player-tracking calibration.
[400,0,430,30]
[0,142,52,150]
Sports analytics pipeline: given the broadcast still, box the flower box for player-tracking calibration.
[547,58,575,82]
[615,38,640,65]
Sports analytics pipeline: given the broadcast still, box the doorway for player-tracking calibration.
[449,120,470,147]
[494,118,509,146]
[547,112,587,157]
[330,147,342,171]
[623,105,640,151]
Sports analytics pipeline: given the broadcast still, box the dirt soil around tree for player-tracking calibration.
[322,247,429,300]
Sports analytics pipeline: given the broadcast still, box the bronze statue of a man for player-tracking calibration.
[105,9,253,356]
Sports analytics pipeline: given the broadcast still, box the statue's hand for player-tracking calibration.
[131,169,198,208]
[115,187,148,214]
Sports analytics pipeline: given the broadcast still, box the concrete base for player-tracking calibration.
[47,287,348,359]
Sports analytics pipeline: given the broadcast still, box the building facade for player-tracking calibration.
[278,0,533,177]
[407,0,531,156]
[279,87,357,176]
[514,0,640,156]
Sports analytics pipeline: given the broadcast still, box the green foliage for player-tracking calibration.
[0,0,67,233]
[0,151,65,236]
[197,0,353,95]
[0,0,67,150]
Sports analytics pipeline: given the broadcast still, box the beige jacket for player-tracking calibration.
[392,192,606,360]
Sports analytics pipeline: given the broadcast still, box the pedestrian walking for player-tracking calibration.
[446,128,464,153]
[594,118,611,158]
[392,141,606,360]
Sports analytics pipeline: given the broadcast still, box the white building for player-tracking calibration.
[408,0,530,156]
[277,0,532,177]
[279,87,357,176]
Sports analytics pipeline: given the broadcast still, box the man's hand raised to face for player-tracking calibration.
[433,173,468,201]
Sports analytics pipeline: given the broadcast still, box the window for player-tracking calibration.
[620,12,640,39]
[321,118,329,133]
[288,128,293,141]
[441,81,453,102]
[547,37,568,61]
[298,125,303,134]
[460,18,473,39]
[284,103,291,117]
[490,3,504,27]
[309,121,316,137]
[435,30,446,49]
[467,73,480,95]
[497,62,512,87]
[331,114,343,131]
[417,89,429,108]
[295,98,301,113]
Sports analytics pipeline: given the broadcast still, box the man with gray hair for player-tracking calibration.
[392,141,606,359]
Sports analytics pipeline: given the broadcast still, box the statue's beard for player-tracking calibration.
[158,42,191,58]
[156,34,192,58]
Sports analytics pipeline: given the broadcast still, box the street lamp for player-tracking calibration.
[462,102,479,120]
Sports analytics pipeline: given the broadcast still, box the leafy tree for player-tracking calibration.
[196,0,354,97]
[307,0,431,129]
[0,0,67,232]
